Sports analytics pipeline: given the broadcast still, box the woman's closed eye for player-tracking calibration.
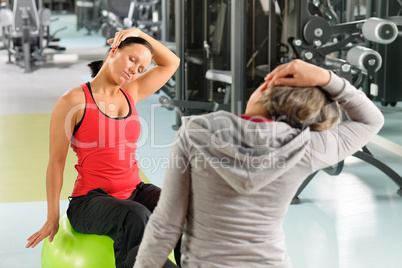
[129,57,144,73]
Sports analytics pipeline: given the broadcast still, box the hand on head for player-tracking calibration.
[264,59,331,88]
[258,81,269,92]
[107,28,142,49]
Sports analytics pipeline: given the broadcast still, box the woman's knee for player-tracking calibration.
[122,203,152,230]
[116,205,151,247]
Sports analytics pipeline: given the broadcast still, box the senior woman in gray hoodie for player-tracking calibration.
[129,59,384,268]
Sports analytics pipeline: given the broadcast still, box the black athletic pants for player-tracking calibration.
[67,183,162,268]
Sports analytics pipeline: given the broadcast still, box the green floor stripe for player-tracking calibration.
[0,113,149,203]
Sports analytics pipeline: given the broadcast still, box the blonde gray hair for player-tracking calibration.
[261,85,340,131]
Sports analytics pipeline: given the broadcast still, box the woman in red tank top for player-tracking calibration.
[26,28,180,268]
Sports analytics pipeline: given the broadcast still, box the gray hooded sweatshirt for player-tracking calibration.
[134,72,384,268]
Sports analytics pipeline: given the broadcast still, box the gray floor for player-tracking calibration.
[1,13,402,268]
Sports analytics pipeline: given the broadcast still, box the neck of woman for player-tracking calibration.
[243,103,271,120]
[90,71,121,96]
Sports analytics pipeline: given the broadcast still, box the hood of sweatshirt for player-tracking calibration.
[181,110,311,195]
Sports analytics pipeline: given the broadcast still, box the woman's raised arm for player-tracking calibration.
[108,29,180,103]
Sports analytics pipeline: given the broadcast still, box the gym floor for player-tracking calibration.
[1,13,402,268]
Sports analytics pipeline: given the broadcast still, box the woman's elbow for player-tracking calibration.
[173,56,181,70]
[374,112,385,134]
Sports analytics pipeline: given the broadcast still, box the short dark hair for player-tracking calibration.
[87,37,154,78]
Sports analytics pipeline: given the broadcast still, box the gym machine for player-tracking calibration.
[163,0,402,201]
[160,0,232,130]
[75,0,103,34]
[372,0,402,107]
[267,0,398,89]
[263,0,402,203]
[0,0,66,73]
[99,0,162,40]
[160,0,269,129]
[74,0,162,39]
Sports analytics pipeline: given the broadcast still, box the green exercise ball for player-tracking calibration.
[41,213,115,268]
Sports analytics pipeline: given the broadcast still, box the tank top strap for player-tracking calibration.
[80,82,95,105]
[120,88,135,107]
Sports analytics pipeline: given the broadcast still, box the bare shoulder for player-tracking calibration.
[49,86,86,142]
[51,86,86,123]
[61,86,85,104]
[55,86,85,109]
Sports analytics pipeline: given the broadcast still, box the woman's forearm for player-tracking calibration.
[137,30,180,68]
[322,71,384,131]
[46,160,65,221]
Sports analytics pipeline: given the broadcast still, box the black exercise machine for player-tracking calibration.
[98,0,162,40]
[0,0,66,73]
[164,0,402,202]
[160,0,242,130]
[263,0,402,203]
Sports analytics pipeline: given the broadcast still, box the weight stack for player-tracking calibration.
[372,1,402,106]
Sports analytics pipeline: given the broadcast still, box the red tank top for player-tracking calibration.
[70,83,142,199]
